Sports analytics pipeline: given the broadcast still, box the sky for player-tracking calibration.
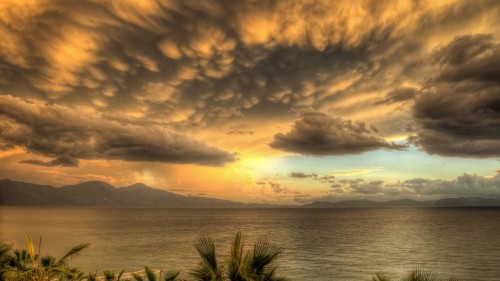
[0,0,499,204]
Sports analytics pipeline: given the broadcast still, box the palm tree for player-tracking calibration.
[192,236,223,281]
[0,241,13,281]
[1,234,89,281]
[103,270,126,281]
[132,266,181,281]
[373,269,459,281]
[191,233,287,281]
[242,236,286,281]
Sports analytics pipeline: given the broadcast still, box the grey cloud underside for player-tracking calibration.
[0,0,499,160]
[1,1,498,122]
[270,112,405,155]
[411,34,500,157]
[20,156,79,167]
[0,96,236,166]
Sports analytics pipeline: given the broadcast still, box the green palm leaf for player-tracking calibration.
[373,272,392,281]
[227,232,245,281]
[164,270,181,281]
[192,236,223,281]
[57,243,90,267]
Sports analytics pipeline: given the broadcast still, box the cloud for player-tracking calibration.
[411,34,500,158]
[288,172,335,184]
[375,87,418,105]
[0,0,497,128]
[227,130,254,136]
[329,173,500,198]
[0,95,236,166]
[270,112,405,155]
[289,172,318,178]
[20,156,79,167]
[256,180,302,196]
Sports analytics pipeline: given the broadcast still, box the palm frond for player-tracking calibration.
[57,243,90,266]
[104,270,116,281]
[248,237,283,275]
[164,270,181,281]
[117,269,125,281]
[144,266,157,281]
[192,236,222,281]
[25,233,35,265]
[0,241,13,260]
[373,272,392,281]
[132,272,145,281]
[191,262,215,281]
[87,272,97,281]
[227,232,245,281]
[41,255,56,267]
[399,269,444,281]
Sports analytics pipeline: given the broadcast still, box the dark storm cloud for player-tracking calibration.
[20,156,79,167]
[0,95,236,166]
[411,34,500,157]
[1,0,497,124]
[270,112,405,155]
[1,0,499,167]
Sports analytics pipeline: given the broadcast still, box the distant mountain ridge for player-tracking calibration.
[302,199,434,208]
[0,179,281,208]
[1,179,500,208]
[303,197,500,208]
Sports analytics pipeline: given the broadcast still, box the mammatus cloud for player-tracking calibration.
[0,1,498,125]
[410,34,500,157]
[0,95,236,166]
[270,112,405,155]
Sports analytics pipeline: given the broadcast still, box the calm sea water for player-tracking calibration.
[1,207,499,281]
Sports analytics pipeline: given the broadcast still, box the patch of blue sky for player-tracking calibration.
[261,146,499,182]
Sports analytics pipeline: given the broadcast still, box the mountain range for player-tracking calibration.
[1,179,500,208]
[0,179,277,208]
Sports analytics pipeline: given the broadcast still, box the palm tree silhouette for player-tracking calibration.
[373,269,459,281]
[0,233,89,281]
[192,232,287,281]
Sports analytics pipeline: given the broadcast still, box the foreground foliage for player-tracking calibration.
[0,234,89,281]
[0,234,460,281]
[372,269,458,281]
[192,232,287,281]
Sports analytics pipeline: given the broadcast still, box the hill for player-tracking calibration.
[0,179,272,208]
[302,199,433,208]
[434,197,500,207]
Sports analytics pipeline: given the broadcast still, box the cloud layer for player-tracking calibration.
[411,34,500,157]
[0,95,236,166]
[329,173,500,198]
[0,0,499,202]
[270,112,404,155]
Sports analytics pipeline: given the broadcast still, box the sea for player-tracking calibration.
[1,207,499,281]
